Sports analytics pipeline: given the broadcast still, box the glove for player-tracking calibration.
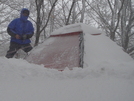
[22,34,27,40]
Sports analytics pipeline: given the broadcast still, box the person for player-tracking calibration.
[5,8,34,58]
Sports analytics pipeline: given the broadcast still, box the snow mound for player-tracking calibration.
[51,23,102,35]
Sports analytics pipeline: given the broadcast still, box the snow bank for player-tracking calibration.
[0,56,134,101]
[0,23,134,101]
[84,33,133,67]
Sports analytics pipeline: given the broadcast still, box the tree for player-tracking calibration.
[0,1,17,42]
[85,0,134,58]
[120,0,134,54]
[34,0,58,46]
[65,0,76,25]
[80,0,86,23]
[86,0,124,40]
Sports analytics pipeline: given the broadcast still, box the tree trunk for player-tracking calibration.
[66,0,76,25]
[80,0,85,23]
[34,0,43,46]
[121,0,128,51]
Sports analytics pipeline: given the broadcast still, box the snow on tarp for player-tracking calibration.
[26,31,83,70]
[51,23,102,35]
[26,23,104,70]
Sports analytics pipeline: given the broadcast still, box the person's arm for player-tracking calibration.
[22,21,34,40]
[22,32,34,40]
[7,19,20,39]
[7,27,21,39]
[27,32,34,39]
[7,27,16,38]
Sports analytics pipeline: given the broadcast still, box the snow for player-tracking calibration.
[51,23,101,35]
[0,23,134,101]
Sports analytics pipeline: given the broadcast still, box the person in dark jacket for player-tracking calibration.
[5,8,34,58]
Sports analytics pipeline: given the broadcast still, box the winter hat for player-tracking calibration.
[22,9,29,15]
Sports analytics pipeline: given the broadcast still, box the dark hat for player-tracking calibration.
[22,10,29,15]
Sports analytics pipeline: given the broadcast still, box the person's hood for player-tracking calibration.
[20,8,30,22]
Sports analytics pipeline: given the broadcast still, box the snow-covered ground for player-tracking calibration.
[0,23,134,101]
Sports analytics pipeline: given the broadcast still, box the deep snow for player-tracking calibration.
[0,23,134,101]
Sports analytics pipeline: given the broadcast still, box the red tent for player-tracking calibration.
[26,24,101,70]
[26,31,84,71]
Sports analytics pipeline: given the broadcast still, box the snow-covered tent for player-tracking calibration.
[26,23,133,70]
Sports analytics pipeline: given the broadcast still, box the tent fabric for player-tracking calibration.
[26,32,82,70]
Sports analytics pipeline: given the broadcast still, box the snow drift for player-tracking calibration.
[0,23,134,101]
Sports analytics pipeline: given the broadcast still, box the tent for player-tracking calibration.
[26,23,131,70]
[26,23,101,70]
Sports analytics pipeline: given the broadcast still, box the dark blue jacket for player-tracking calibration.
[7,8,34,44]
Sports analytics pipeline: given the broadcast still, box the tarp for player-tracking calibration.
[26,31,82,70]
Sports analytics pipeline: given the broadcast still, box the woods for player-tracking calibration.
[0,0,134,58]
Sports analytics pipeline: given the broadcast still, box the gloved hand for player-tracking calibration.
[22,34,27,40]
